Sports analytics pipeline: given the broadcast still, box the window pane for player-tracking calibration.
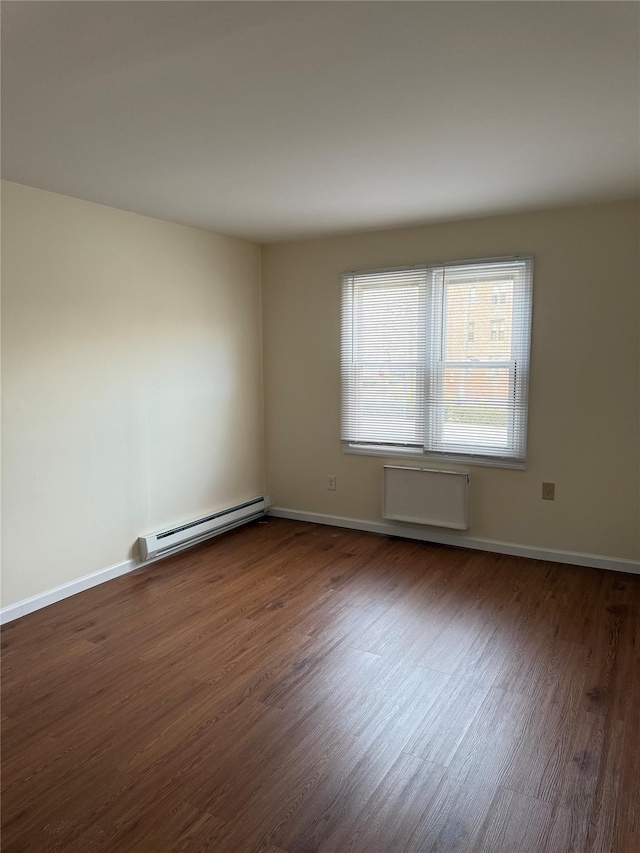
[444,277,513,362]
[441,366,511,449]
[350,366,424,445]
[342,269,428,446]
[356,284,425,364]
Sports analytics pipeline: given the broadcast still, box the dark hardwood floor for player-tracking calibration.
[2,518,639,852]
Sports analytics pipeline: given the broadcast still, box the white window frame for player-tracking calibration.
[341,255,533,470]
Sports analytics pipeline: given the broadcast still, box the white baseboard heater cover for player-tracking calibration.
[138,495,271,562]
[383,466,469,530]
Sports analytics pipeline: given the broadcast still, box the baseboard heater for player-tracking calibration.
[138,495,271,562]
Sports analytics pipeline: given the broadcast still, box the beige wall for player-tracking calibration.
[3,188,638,611]
[262,200,640,561]
[1,181,264,606]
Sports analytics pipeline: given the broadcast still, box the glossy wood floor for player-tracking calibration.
[2,518,639,853]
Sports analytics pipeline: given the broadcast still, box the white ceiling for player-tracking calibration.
[2,1,639,243]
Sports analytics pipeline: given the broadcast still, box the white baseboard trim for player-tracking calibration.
[269,507,640,575]
[1,558,138,625]
[4,509,637,625]
[1,509,270,625]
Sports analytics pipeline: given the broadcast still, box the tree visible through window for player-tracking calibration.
[340,256,533,465]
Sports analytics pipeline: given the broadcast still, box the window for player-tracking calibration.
[492,285,507,305]
[490,319,505,341]
[340,255,533,467]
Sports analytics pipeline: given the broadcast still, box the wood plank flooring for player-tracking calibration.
[2,518,639,852]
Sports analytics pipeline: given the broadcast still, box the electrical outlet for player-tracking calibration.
[327,475,336,491]
[542,482,555,501]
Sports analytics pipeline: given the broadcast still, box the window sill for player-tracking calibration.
[342,443,527,470]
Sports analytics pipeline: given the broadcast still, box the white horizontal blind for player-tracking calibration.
[341,256,533,464]
[426,258,532,461]
[341,268,428,447]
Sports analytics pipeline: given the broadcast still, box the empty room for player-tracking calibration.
[1,2,639,851]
